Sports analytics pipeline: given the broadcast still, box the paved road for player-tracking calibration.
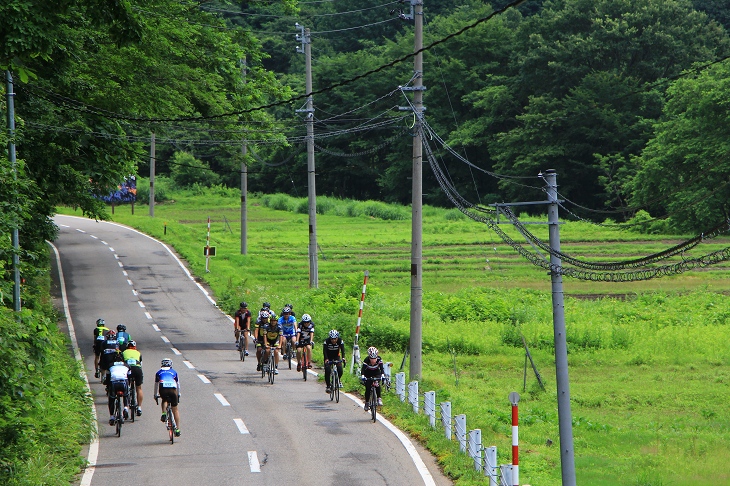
[52,215,452,486]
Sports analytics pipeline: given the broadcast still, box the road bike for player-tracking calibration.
[112,390,125,437]
[264,346,277,384]
[299,344,311,381]
[156,396,178,444]
[329,359,343,403]
[367,378,383,423]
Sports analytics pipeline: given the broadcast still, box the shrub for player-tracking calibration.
[170,151,221,188]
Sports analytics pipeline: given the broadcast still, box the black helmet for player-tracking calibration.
[263,302,270,309]
[96,318,105,326]
[282,306,292,314]
[117,324,126,332]
[240,302,248,308]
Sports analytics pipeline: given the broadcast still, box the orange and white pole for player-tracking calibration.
[510,392,520,486]
[349,270,369,373]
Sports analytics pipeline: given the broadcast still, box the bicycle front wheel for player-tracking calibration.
[268,356,275,384]
[370,393,377,422]
[239,337,246,361]
[287,343,292,369]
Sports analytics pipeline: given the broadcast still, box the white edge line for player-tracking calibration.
[152,324,161,332]
[343,391,436,486]
[161,336,170,343]
[248,451,260,472]
[144,312,152,320]
[183,360,195,369]
[47,241,99,486]
[138,301,145,308]
[234,418,250,434]
[197,374,211,384]
[171,347,181,356]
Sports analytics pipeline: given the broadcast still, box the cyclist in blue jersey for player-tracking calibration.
[154,358,181,437]
[278,306,298,360]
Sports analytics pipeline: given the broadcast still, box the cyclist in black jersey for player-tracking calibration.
[296,314,315,372]
[360,346,385,410]
[323,329,345,394]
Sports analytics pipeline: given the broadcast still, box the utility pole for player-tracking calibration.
[296,23,318,288]
[240,57,248,255]
[409,0,424,380]
[149,132,155,217]
[5,70,21,312]
[545,169,576,486]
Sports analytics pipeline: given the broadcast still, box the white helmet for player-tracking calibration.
[161,358,173,368]
[328,329,339,339]
[367,346,378,359]
[301,313,312,322]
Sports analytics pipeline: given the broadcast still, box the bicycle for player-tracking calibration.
[264,345,277,384]
[155,396,178,444]
[367,378,383,423]
[299,344,311,381]
[328,359,343,403]
[113,390,125,437]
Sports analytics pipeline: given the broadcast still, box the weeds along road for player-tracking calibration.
[52,215,451,486]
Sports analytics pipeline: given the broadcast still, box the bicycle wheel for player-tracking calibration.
[370,392,377,422]
[287,342,292,369]
[302,355,308,381]
[239,335,246,361]
[329,373,336,401]
[115,397,123,437]
[167,408,174,444]
[129,385,136,423]
[268,354,275,384]
[334,375,340,403]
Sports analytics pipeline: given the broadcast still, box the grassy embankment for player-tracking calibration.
[0,255,95,485]
[59,186,730,486]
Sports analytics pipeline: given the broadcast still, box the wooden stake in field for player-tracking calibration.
[349,270,369,374]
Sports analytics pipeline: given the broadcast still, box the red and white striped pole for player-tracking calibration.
[350,270,369,374]
[509,392,520,486]
[205,216,211,273]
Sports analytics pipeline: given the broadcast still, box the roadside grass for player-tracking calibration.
[57,189,730,485]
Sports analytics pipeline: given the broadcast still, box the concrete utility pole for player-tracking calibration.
[544,169,576,486]
[296,23,318,288]
[149,132,155,217]
[240,57,248,255]
[5,70,21,312]
[409,0,425,380]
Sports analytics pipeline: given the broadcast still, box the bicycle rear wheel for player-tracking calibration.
[115,398,123,436]
[167,408,174,444]
[129,385,136,423]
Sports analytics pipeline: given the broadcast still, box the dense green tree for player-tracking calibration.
[628,62,730,233]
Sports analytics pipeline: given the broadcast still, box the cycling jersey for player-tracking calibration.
[297,322,315,345]
[360,356,385,379]
[263,323,282,344]
[278,315,297,337]
[235,308,251,329]
[155,368,179,389]
[116,331,132,351]
[93,326,109,354]
[108,363,131,382]
[323,337,344,360]
[122,348,142,367]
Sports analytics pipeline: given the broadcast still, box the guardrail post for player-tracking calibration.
[408,381,419,413]
[441,402,452,440]
[395,372,406,402]
[500,465,512,486]
[424,391,436,428]
[455,414,467,452]
[469,429,482,472]
[485,446,498,486]
[383,361,393,382]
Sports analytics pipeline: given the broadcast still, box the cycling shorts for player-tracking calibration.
[265,338,280,348]
[128,366,143,386]
[109,380,128,398]
[159,387,178,407]
[282,328,296,338]
[296,339,312,348]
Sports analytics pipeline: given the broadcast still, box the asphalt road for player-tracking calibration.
[52,215,453,486]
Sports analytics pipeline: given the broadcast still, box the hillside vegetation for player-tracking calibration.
[58,189,730,485]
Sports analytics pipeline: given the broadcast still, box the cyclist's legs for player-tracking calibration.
[171,405,181,427]
[364,379,372,403]
[336,362,343,379]
[324,362,332,387]
[306,343,313,365]
[131,367,144,408]
[243,326,250,349]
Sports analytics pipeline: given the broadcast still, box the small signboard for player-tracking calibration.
[204,246,216,257]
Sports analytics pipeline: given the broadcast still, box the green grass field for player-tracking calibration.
[59,188,730,485]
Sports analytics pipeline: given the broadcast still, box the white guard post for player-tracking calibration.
[424,390,436,428]
[408,381,419,413]
[469,429,482,472]
[440,401,452,440]
[485,446,498,486]
[395,372,406,402]
[455,414,467,453]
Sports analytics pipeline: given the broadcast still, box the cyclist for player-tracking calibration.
[262,314,283,374]
[257,302,273,324]
[122,340,144,416]
[360,346,385,411]
[278,306,298,360]
[116,324,132,352]
[296,314,315,372]
[93,318,109,378]
[105,352,131,425]
[284,303,296,318]
[99,330,120,381]
[254,310,271,371]
[323,329,345,394]
[234,302,251,356]
[154,358,181,437]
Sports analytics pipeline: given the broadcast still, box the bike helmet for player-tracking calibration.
[127,340,136,348]
[240,302,247,308]
[96,318,105,326]
[367,346,379,359]
[328,329,340,339]
[263,302,271,309]
[161,358,173,368]
[282,306,292,314]
[259,310,270,320]
[301,314,312,322]
[107,330,117,339]
[117,324,126,332]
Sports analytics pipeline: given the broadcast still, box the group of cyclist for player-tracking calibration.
[92,319,181,437]
[234,301,387,407]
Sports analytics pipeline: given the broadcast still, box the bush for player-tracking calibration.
[170,151,221,188]
[135,176,172,203]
